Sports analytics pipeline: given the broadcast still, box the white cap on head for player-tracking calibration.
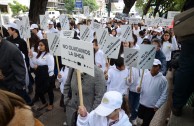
[153,59,162,65]
[7,23,18,30]
[94,91,122,116]
[30,24,39,29]
[49,21,54,25]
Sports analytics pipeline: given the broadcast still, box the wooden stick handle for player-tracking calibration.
[77,70,84,106]
[139,69,145,87]
[55,56,60,73]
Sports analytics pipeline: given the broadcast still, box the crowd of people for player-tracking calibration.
[0,1,194,125]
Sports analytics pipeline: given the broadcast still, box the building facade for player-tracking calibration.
[47,0,65,13]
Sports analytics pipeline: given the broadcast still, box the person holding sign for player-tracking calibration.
[77,91,132,126]
[136,59,168,126]
[29,39,55,111]
[63,66,106,126]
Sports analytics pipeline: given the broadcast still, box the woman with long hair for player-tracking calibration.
[29,39,55,111]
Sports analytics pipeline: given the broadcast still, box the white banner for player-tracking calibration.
[145,18,152,26]
[124,48,139,67]
[59,14,70,30]
[60,38,94,76]
[47,33,60,56]
[137,45,156,69]
[60,30,75,38]
[159,19,173,26]
[96,28,109,49]
[21,16,31,38]
[167,11,180,19]
[128,18,141,24]
[102,36,121,59]
[151,17,163,26]
[84,6,90,17]
[120,25,133,42]
[39,14,49,30]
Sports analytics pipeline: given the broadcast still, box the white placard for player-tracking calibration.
[145,18,152,26]
[2,16,10,25]
[84,6,90,17]
[159,19,173,26]
[96,28,108,49]
[60,38,94,76]
[151,17,163,26]
[137,45,156,69]
[128,18,141,24]
[59,14,70,30]
[102,36,121,59]
[120,25,133,42]
[21,16,31,38]
[15,20,23,38]
[91,21,102,31]
[124,48,139,67]
[167,11,180,19]
[80,25,91,42]
[47,33,60,56]
[60,30,74,38]
[39,14,49,30]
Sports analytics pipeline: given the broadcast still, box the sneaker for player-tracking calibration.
[63,121,67,126]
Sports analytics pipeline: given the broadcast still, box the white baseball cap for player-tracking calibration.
[30,24,39,29]
[7,23,18,30]
[49,21,54,25]
[94,91,122,116]
[153,59,162,65]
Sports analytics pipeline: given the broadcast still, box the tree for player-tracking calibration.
[29,0,48,23]
[64,0,99,14]
[9,0,28,16]
[123,0,137,14]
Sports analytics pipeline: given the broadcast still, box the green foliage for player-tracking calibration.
[9,0,28,16]
[64,0,99,14]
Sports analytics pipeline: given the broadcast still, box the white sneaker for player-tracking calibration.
[136,117,143,126]
[131,119,137,126]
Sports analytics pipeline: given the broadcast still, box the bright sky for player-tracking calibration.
[16,0,30,7]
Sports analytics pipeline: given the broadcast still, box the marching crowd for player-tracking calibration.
[0,1,194,126]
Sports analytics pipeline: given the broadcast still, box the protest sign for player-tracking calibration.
[159,19,173,26]
[120,25,133,42]
[128,18,141,24]
[137,45,156,69]
[167,11,180,19]
[145,18,152,26]
[91,21,102,31]
[60,30,75,38]
[21,16,31,38]
[102,36,121,59]
[124,48,139,67]
[151,17,163,26]
[60,38,94,76]
[84,6,90,17]
[96,28,108,49]
[47,33,60,56]
[2,16,10,25]
[80,25,92,42]
[39,14,49,30]
[59,14,69,30]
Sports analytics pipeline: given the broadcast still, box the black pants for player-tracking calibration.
[34,65,49,104]
[173,40,194,109]
[138,104,155,126]
[47,75,55,105]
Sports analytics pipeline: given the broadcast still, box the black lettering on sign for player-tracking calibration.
[123,26,131,39]
[50,35,59,53]
[126,51,138,63]
[81,27,90,41]
[63,31,73,37]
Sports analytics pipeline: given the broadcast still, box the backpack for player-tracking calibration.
[174,7,194,37]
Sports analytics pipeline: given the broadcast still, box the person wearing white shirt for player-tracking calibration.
[137,30,146,46]
[136,59,168,126]
[29,39,55,111]
[30,24,43,40]
[161,31,178,73]
[93,39,106,72]
[106,57,130,95]
[130,34,140,50]
[47,21,58,33]
[133,23,140,37]
[77,91,132,126]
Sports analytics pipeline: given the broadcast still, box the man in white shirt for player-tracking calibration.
[77,91,132,126]
[133,23,140,37]
[30,24,43,40]
[136,59,168,126]
[47,21,58,33]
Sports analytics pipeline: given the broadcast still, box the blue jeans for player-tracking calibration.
[128,91,140,120]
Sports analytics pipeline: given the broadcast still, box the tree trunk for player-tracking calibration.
[29,0,48,24]
[123,0,137,14]
[143,0,153,16]
[153,0,163,17]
